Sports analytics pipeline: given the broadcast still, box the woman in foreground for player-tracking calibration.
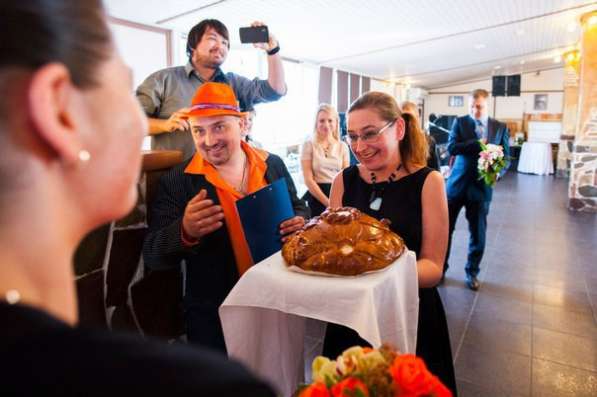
[0,1,274,395]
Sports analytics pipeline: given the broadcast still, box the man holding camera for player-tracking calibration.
[137,19,286,159]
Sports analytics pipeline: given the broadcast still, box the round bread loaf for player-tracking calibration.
[282,207,405,275]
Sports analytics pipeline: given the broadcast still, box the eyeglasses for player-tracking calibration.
[343,119,396,145]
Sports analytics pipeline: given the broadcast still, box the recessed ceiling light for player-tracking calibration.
[520,60,526,65]
[567,22,577,32]
[474,44,486,50]
[554,55,562,63]
[516,29,525,35]
[494,65,502,70]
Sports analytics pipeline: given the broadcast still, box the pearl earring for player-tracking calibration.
[5,290,20,305]
[78,150,91,162]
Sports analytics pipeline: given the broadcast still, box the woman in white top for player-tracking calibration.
[301,104,350,217]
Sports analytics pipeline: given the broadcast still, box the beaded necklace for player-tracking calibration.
[369,163,403,211]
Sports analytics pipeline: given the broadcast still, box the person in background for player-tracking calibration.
[300,104,350,217]
[143,82,308,353]
[0,1,275,395]
[240,107,262,148]
[444,89,510,290]
[325,92,457,395]
[401,101,440,171]
[137,19,286,160]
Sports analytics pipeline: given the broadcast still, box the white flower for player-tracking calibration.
[312,356,337,383]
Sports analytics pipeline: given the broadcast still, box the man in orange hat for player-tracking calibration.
[137,19,286,160]
[143,82,308,352]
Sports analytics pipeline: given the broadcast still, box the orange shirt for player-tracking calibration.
[184,141,268,276]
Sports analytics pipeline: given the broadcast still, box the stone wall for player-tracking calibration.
[569,144,597,212]
[568,11,597,213]
[74,150,185,338]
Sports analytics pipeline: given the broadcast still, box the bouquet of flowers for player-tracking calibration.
[477,142,506,187]
[296,345,452,397]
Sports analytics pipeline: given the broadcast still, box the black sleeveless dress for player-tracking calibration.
[322,165,457,395]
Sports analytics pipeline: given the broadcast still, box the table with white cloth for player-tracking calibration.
[517,142,554,175]
[219,250,419,397]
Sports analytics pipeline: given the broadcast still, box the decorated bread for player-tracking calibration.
[282,207,405,275]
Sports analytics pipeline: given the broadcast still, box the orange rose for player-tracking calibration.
[299,383,331,397]
[330,377,369,397]
[389,355,437,396]
[429,377,452,397]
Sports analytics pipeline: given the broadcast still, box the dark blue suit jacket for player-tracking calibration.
[446,115,510,202]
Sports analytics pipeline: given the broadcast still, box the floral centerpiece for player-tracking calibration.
[296,345,452,397]
[477,142,506,187]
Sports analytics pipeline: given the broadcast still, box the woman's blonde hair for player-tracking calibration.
[312,103,340,142]
[348,92,428,171]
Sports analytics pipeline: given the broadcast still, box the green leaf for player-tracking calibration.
[354,389,368,397]
[324,374,337,389]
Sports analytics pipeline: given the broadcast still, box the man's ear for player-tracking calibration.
[27,63,82,165]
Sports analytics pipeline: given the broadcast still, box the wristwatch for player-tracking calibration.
[267,45,280,56]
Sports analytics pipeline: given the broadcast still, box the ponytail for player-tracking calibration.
[400,112,428,171]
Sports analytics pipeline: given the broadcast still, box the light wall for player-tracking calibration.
[423,68,564,122]
[370,79,397,98]
[109,19,171,89]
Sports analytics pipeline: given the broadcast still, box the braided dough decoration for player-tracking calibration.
[282,207,405,275]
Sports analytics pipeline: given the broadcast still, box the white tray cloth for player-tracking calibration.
[517,142,554,175]
[219,250,419,396]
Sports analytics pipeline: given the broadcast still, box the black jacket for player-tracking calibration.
[142,154,308,349]
[0,303,275,396]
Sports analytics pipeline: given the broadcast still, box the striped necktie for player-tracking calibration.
[475,119,485,140]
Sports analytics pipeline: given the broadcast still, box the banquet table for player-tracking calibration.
[517,142,554,175]
[219,250,419,397]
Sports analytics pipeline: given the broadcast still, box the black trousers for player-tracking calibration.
[445,196,490,277]
[185,306,227,354]
[303,183,331,218]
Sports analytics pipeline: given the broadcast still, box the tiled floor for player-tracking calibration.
[439,172,596,397]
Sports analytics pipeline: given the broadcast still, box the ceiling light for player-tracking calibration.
[516,29,525,35]
[474,44,486,50]
[520,60,526,65]
[494,65,502,70]
[567,22,577,32]
[565,53,576,62]
[554,55,562,63]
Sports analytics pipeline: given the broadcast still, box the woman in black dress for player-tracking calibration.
[323,92,457,395]
[0,2,274,395]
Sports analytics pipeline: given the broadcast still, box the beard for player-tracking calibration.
[200,143,230,166]
[193,51,225,70]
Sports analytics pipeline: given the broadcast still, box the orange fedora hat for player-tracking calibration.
[183,82,242,118]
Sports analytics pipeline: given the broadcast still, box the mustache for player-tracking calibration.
[201,142,226,151]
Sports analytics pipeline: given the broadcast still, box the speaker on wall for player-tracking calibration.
[507,74,521,96]
[492,76,506,96]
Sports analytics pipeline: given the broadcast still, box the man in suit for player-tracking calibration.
[444,89,510,290]
[143,82,308,352]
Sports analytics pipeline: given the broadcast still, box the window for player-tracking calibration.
[248,59,319,197]
[178,37,319,196]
